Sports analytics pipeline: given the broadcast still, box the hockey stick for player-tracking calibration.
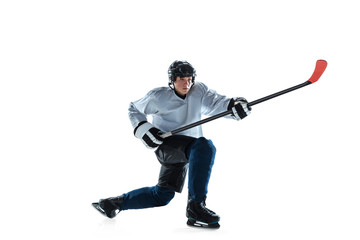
[160,60,327,138]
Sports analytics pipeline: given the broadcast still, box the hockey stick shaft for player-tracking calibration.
[247,81,311,107]
[160,60,327,138]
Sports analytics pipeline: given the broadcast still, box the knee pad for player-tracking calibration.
[188,137,216,164]
[198,137,216,153]
[153,186,175,206]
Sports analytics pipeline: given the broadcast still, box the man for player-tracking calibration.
[92,60,251,228]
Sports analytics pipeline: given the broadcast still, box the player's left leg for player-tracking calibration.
[186,137,220,228]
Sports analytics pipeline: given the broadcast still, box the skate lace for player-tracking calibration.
[200,202,216,215]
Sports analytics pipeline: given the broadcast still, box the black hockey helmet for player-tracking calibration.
[168,60,196,89]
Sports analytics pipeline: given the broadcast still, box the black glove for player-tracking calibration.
[134,121,164,149]
[228,97,251,120]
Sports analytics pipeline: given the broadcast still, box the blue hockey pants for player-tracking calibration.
[120,136,216,211]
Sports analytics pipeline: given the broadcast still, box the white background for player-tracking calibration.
[1,0,359,239]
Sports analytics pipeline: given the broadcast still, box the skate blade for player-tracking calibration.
[92,202,119,218]
[187,218,220,229]
[92,202,107,216]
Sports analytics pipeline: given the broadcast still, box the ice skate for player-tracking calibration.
[186,198,220,229]
[92,195,124,218]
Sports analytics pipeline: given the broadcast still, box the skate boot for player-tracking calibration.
[186,197,220,229]
[92,195,124,218]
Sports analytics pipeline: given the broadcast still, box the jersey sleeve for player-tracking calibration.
[128,89,158,129]
[198,82,232,117]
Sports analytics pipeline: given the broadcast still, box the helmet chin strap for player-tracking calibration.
[168,81,175,90]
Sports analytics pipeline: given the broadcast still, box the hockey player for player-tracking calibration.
[92,60,251,228]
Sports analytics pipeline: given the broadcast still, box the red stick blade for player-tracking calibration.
[308,60,327,83]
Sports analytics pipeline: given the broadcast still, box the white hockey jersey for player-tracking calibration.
[128,82,233,138]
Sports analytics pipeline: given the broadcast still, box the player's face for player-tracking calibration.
[173,76,193,97]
